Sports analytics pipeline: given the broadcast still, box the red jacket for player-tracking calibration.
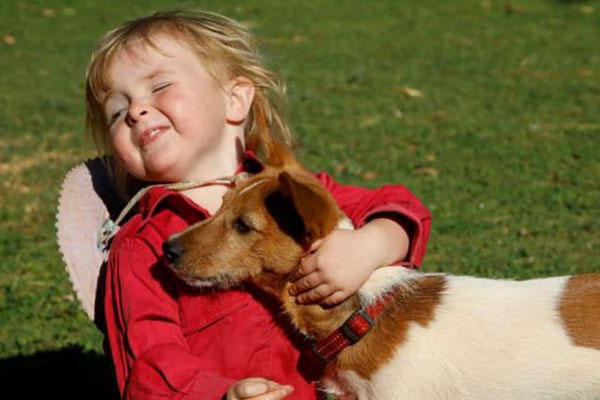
[103,170,431,399]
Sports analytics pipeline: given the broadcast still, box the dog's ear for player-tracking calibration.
[242,156,264,175]
[246,130,305,171]
[232,155,265,186]
[276,171,341,244]
[265,140,297,168]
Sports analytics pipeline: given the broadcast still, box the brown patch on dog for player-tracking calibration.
[558,274,600,350]
[328,275,447,379]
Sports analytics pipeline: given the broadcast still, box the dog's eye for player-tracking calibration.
[233,217,252,234]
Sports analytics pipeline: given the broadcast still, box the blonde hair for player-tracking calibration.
[85,10,294,198]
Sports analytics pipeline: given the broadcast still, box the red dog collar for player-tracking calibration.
[310,293,394,364]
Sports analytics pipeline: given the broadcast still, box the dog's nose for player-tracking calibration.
[163,238,185,265]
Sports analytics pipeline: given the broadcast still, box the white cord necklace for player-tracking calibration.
[97,177,235,252]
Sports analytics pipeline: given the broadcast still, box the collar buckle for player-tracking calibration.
[309,307,378,365]
[339,309,375,344]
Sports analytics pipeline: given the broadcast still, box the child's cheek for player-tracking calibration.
[157,89,185,120]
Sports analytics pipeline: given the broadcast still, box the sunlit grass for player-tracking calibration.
[0,0,598,397]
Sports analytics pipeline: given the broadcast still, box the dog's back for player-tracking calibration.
[332,268,600,399]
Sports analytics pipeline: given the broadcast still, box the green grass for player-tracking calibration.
[1,0,598,397]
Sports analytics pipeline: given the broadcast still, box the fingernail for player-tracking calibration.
[243,382,268,396]
[282,385,294,394]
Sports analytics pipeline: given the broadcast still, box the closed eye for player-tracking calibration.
[109,109,125,125]
[233,217,252,234]
[152,83,171,93]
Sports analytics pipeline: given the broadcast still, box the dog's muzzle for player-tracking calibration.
[163,238,185,266]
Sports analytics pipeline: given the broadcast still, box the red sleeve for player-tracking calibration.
[104,238,233,400]
[314,173,431,268]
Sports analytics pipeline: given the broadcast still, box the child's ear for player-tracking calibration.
[225,76,255,124]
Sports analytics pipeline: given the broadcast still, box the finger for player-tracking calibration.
[296,284,335,304]
[254,385,294,400]
[234,381,270,398]
[320,290,350,306]
[289,271,321,296]
[290,254,318,282]
[308,239,324,252]
[253,386,293,400]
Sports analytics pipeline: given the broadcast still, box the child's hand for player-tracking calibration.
[227,378,294,400]
[288,229,380,305]
[288,218,409,306]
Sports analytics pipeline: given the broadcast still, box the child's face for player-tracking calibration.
[102,35,239,183]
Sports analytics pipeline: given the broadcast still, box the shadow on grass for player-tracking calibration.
[0,345,119,399]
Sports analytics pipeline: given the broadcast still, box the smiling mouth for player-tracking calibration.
[139,127,168,148]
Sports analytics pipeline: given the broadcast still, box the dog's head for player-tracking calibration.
[163,158,343,296]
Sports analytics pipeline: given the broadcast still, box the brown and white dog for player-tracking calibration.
[163,148,600,400]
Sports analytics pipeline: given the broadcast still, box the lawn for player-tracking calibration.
[0,0,598,397]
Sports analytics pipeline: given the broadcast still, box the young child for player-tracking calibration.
[85,10,431,400]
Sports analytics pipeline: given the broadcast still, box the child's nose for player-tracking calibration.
[126,103,149,126]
